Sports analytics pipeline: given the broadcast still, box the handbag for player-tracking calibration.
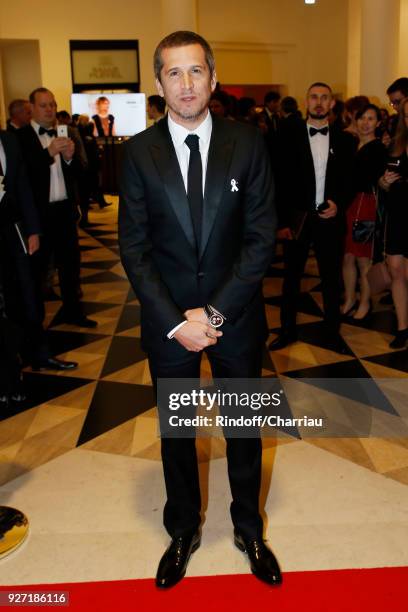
[352,193,375,243]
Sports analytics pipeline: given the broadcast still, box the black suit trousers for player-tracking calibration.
[37,200,81,315]
[281,213,343,332]
[148,344,264,540]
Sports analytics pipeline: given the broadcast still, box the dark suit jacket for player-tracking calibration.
[275,120,355,228]
[0,130,40,237]
[119,115,276,356]
[16,124,79,220]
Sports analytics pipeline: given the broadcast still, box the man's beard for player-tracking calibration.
[309,111,330,120]
[169,100,209,122]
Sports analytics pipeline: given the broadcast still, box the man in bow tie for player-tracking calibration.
[17,88,96,337]
[119,31,280,589]
[271,82,354,353]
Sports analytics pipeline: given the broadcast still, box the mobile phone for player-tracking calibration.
[387,159,400,172]
[316,201,330,212]
[57,124,68,138]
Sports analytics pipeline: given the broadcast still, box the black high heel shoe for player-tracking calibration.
[389,328,408,349]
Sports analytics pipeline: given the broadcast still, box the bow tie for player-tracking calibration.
[309,126,329,137]
[39,127,57,137]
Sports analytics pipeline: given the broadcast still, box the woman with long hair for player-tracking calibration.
[379,97,408,348]
[342,104,386,319]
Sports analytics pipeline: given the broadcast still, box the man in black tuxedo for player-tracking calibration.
[119,31,281,588]
[270,82,352,352]
[17,88,96,329]
[6,99,32,133]
[0,129,77,374]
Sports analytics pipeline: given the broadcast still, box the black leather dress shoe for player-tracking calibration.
[234,531,282,586]
[32,357,78,371]
[268,331,297,351]
[156,531,201,589]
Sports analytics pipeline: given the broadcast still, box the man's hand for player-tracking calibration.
[319,199,337,219]
[48,137,74,160]
[184,307,207,325]
[277,227,293,240]
[27,234,40,255]
[174,321,222,352]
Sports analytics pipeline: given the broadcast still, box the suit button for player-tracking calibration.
[197,272,205,278]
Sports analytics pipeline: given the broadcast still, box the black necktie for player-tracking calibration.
[185,134,203,250]
[39,127,57,137]
[309,126,329,137]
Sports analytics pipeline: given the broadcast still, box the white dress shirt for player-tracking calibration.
[307,122,329,208]
[166,111,213,338]
[31,120,68,203]
[0,139,6,203]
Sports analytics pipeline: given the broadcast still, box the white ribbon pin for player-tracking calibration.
[230,179,239,192]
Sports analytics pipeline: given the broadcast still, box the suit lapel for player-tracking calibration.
[200,117,234,259]
[149,118,196,251]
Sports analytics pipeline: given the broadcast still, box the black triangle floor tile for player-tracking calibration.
[80,270,124,284]
[342,309,396,334]
[362,350,408,374]
[94,237,118,247]
[115,305,141,333]
[85,228,117,236]
[76,381,156,445]
[44,329,108,354]
[126,287,136,303]
[283,360,398,416]
[81,260,119,270]
[284,321,354,356]
[101,336,147,377]
[264,267,285,278]
[0,373,94,417]
[79,245,101,252]
[265,294,323,319]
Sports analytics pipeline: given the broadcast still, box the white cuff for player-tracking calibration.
[167,320,188,339]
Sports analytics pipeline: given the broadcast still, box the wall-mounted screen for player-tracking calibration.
[71,93,146,137]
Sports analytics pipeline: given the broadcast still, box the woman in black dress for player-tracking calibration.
[378,97,408,348]
[342,105,386,319]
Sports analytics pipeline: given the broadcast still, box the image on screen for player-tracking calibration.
[71,93,146,137]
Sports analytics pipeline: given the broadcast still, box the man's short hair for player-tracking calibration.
[264,91,280,105]
[29,87,53,104]
[307,82,333,94]
[56,110,71,120]
[153,31,215,82]
[148,95,166,114]
[280,96,298,115]
[8,99,28,118]
[386,77,408,97]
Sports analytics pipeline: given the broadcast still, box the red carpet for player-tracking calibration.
[1,567,406,611]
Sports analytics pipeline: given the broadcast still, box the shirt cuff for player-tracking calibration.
[167,320,188,339]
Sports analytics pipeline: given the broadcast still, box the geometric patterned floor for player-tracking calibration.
[0,196,407,488]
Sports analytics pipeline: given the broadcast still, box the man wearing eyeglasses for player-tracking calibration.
[386,77,408,139]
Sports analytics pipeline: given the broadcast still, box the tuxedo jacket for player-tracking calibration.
[16,125,79,220]
[0,130,40,237]
[119,116,276,357]
[275,120,355,228]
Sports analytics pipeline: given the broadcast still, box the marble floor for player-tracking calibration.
[0,198,407,585]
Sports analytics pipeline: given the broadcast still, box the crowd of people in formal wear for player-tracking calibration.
[1,76,407,406]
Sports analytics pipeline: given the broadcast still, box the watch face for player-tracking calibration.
[210,314,223,328]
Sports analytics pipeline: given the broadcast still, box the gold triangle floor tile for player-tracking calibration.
[306,438,377,473]
[381,465,408,485]
[47,382,97,410]
[82,418,137,456]
[0,441,23,463]
[270,342,354,373]
[102,360,152,385]
[0,408,39,447]
[132,439,161,461]
[341,329,394,358]
[117,326,141,338]
[360,360,408,379]
[25,405,85,438]
[359,438,408,474]
[131,417,159,454]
